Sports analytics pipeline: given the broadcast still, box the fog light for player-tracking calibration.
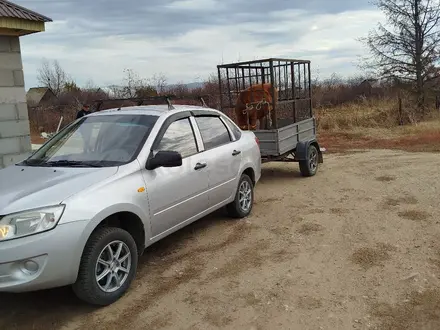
[21,260,39,275]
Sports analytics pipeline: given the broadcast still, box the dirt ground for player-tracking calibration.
[1,148,440,330]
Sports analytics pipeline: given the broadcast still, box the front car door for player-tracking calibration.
[193,114,242,208]
[141,116,209,238]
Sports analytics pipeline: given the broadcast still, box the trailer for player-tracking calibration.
[217,58,323,176]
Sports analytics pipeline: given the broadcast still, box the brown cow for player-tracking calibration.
[234,83,278,130]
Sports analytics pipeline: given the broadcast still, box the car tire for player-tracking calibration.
[226,173,254,218]
[299,144,319,177]
[72,226,138,306]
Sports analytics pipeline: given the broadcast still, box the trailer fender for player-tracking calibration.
[294,140,323,163]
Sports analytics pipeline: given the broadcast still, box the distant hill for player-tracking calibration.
[164,82,205,91]
[186,82,205,89]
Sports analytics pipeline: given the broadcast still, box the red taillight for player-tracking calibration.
[255,136,260,147]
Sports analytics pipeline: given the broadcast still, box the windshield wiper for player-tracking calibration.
[17,159,40,166]
[44,160,103,168]
[17,159,30,166]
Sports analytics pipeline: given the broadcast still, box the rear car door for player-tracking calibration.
[193,115,242,208]
[141,116,209,238]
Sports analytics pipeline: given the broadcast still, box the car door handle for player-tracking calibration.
[232,150,241,156]
[194,162,207,170]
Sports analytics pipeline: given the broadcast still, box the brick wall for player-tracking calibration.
[0,36,31,168]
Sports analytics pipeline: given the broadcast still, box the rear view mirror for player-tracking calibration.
[146,150,182,170]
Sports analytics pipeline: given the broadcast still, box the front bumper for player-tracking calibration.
[0,220,88,293]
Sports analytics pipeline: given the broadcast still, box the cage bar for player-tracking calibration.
[216,58,312,130]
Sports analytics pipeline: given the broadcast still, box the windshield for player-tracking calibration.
[22,114,158,167]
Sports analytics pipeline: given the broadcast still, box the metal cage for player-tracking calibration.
[217,58,312,129]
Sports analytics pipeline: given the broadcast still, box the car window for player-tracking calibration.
[25,114,157,167]
[156,118,198,158]
[195,116,232,150]
[221,116,242,140]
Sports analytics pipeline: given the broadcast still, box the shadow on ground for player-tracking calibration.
[259,165,303,184]
[0,209,228,330]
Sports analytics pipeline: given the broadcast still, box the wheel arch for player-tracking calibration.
[226,165,255,218]
[70,205,149,283]
[92,211,146,256]
[242,166,256,185]
[295,139,323,163]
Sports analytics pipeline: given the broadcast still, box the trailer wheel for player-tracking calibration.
[299,144,319,177]
[226,173,254,218]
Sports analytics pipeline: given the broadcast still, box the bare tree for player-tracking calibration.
[107,84,125,98]
[120,68,140,98]
[118,68,165,98]
[37,59,69,96]
[361,0,440,115]
[83,79,100,92]
[322,73,345,88]
[149,73,167,94]
[167,81,189,96]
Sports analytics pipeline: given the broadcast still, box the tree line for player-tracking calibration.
[35,0,440,121]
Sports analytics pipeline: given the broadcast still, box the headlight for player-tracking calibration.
[0,205,65,242]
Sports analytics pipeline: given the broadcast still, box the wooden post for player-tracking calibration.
[398,95,403,126]
[56,116,63,133]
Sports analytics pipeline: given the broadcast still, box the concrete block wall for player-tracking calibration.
[0,36,31,168]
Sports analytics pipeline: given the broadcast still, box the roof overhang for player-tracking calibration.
[0,17,46,36]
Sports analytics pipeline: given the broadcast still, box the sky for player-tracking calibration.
[15,0,386,90]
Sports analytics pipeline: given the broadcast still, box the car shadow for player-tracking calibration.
[259,165,304,184]
[138,208,231,263]
[0,209,229,330]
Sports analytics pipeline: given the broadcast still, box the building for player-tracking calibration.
[26,86,57,106]
[0,0,52,168]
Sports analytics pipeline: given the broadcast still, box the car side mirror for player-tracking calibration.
[146,150,182,170]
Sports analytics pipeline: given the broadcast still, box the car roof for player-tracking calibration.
[89,104,222,117]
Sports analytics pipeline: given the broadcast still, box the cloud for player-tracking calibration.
[14,0,384,89]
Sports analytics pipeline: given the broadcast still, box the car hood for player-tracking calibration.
[0,165,118,215]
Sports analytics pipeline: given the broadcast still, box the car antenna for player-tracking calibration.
[166,96,175,110]
[117,101,124,111]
